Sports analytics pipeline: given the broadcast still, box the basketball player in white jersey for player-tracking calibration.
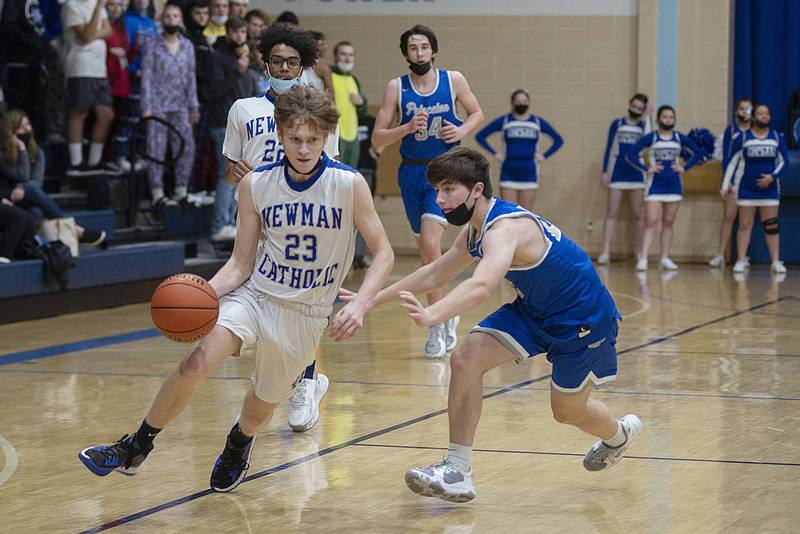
[223,23,339,433]
[373,24,483,358]
[78,85,395,494]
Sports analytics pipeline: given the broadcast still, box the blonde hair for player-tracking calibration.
[0,110,37,166]
[274,85,340,136]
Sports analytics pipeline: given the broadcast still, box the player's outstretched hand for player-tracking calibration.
[398,291,435,327]
[439,120,465,144]
[337,288,357,302]
[328,301,366,342]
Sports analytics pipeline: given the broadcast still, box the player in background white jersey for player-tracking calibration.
[221,23,340,431]
[78,85,395,494]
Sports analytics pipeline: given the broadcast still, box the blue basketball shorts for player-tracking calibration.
[397,163,447,235]
[472,301,619,393]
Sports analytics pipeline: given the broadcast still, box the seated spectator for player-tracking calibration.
[0,199,37,263]
[0,110,106,245]
[61,0,116,176]
[105,0,136,171]
[203,0,228,45]
[140,4,199,206]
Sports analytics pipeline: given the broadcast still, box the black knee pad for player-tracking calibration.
[763,217,779,235]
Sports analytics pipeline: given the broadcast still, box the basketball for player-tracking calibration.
[150,274,219,343]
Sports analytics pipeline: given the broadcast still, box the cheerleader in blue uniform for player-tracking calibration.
[475,89,563,210]
[722,104,788,274]
[626,106,702,271]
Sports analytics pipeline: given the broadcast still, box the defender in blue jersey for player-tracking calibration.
[475,89,563,210]
[722,104,788,274]
[709,98,752,268]
[342,148,642,503]
[373,24,484,358]
[626,105,702,271]
[597,93,650,265]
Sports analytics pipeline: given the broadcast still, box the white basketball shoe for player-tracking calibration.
[405,460,475,502]
[288,374,329,432]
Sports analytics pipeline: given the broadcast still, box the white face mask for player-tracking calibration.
[211,15,228,26]
[336,61,354,73]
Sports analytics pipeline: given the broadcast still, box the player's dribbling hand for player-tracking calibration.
[398,291,435,327]
[439,120,465,143]
[409,112,428,134]
[328,301,366,342]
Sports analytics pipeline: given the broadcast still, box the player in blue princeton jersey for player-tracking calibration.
[709,97,752,268]
[722,104,789,274]
[373,24,484,359]
[475,89,563,210]
[341,147,642,503]
[78,86,395,493]
[597,93,650,265]
[626,105,702,271]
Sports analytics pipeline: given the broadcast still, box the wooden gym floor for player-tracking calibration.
[0,258,798,533]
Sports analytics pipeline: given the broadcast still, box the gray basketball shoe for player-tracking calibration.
[583,414,643,471]
[405,460,475,502]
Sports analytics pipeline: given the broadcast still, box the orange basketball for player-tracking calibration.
[150,273,219,343]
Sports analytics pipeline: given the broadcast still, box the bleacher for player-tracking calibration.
[0,159,227,323]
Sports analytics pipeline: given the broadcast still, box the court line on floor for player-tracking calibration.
[77,374,551,534]
[0,367,796,402]
[78,296,786,533]
[0,329,162,366]
[353,443,800,468]
[0,433,19,487]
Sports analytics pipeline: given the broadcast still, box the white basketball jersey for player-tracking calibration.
[248,153,357,306]
[223,93,340,168]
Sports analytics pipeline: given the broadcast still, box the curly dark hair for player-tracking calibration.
[257,23,318,68]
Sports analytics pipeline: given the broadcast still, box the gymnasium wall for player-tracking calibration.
[259,0,731,260]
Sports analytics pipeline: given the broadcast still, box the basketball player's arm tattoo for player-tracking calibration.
[208,177,260,297]
[422,226,516,325]
[372,79,415,149]
[368,226,473,307]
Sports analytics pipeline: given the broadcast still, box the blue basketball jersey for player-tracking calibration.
[397,69,463,160]
[466,198,620,344]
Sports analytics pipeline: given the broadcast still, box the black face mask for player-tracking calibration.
[408,61,432,76]
[628,108,642,119]
[754,119,770,129]
[444,192,476,226]
[17,132,32,144]
[164,25,181,35]
[513,104,529,115]
[659,122,675,131]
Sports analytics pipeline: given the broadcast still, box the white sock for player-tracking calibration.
[446,442,472,473]
[88,142,104,165]
[603,420,627,448]
[69,143,83,166]
[151,187,165,201]
[174,186,187,199]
